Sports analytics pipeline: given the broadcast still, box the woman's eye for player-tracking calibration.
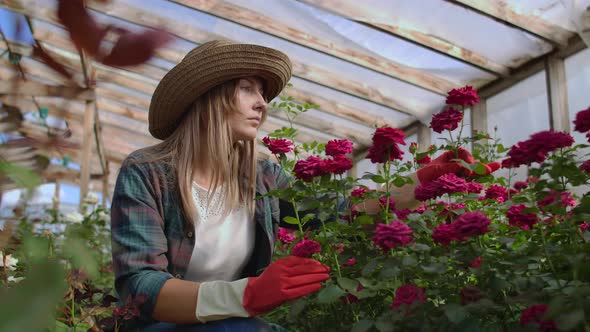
[241,86,252,92]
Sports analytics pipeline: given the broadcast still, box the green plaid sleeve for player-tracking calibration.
[111,160,173,320]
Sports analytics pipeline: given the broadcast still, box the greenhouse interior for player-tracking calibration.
[1,0,590,331]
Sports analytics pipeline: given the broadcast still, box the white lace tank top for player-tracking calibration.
[183,182,255,282]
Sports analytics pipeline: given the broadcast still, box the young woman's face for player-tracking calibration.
[229,77,267,141]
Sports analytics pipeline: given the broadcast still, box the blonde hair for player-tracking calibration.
[139,78,267,229]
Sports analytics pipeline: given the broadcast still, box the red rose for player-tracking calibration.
[580,222,589,232]
[514,181,528,190]
[291,239,321,257]
[454,211,491,240]
[416,155,431,165]
[580,160,590,172]
[485,184,508,200]
[379,196,396,211]
[507,131,574,167]
[372,221,413,251]
[414,182,444,201]
[409,142,418,154]
[366,127,406,163]
[395,208,411,221]
[460,285,485,305]
[432,223,457,246]
[430,107,463,133]
[351,187,369,198]
[507,204,538,230]
[391,284,426,312]
[470,256,482,268]
[325,139,354,156]
[436,173,469,193]
[262,136,294,154]
[520,304,557,331]
[294,156,326,182]
[573,106,590,133]
[466,181,483,193]
[446,85,480,106]
[538,190,576,209]
[323,155,352,175]
[343,257,356,267]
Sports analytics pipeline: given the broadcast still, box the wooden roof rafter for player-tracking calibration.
[298,0,510,77]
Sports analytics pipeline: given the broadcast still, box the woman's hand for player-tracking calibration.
[416,147,500,183]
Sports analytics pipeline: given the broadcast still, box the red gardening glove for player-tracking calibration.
[242,256,330,316]
[417,148,500,183]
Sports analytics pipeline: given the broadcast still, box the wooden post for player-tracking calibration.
[79,100,95,211]
[102,161,109,207]
[53,181,60,211]
[416,122,431,152]
[545,55,570,132]
[471,100,488,136]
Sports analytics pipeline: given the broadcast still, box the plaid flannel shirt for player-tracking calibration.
[110,150,290,326]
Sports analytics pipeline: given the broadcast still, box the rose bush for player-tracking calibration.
[261,88,590,331]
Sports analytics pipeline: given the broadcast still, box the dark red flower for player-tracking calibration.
[454,211,491,240]
[351,187,369,198]
[507,204,538,230]
[391,284,426,312]
[507,131,574,167]
[470,256,482,268]
[436,173,469,194]
[343,257,356,267]
[446,86,480,106]
[580,160,590,172]
[379,196,396,211]
[372,222,413,251]
[580,222,589,232]
[514,181,528,190]
[366,127,406,163]
[430,107,463,133]
[520,304,557,331]
[323,155,353,175]
[325,139,354,156]
[291,239,321,257]
[432,223,457,246]
[573,106,590,133]
[262,136,294,154]
[538,190,577,209]
[395,208,411,221]
[414,182,444,201]
[416,155,431,164]
[485,184,508,200]
[340,282,363,304]
[466,181,483,193]
[409,142,419,154]
[294,156,326,182]
[460,285,485,305]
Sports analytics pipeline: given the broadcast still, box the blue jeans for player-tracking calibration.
[143,317,278,332]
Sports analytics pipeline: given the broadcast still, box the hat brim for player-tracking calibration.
[149,42,292,140]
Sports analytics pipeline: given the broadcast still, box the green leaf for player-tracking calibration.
[337,277,358,291]
[39,107,49,119]
[351,320,374,332]
[355,215,374,225]
[555,307,584,330]
[288,298,307,320]
[473,163,488,175]
[421,262,446,274]
[362,260,379,276]
[444,303,470,324]
[0,261,67,332]
[0,161,41,190]
[283,216,300,225]
[402,255,418,267]
[371,175,387,183]
[316,285,345,304]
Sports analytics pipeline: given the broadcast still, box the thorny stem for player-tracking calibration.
[538,226,564,290]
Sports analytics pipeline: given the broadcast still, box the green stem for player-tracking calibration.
[311,181,342,278]
[538,226,563,290]
[456,106,466,150]
[71,292,76,330]
[383,161,392,222]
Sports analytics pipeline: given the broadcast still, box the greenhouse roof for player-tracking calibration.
[0,0,589,198]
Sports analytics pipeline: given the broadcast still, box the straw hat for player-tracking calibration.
[148,40,293,140]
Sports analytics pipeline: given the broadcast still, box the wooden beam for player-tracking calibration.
[449,0,573,46]
[416,123,432,152]
[28,16,416,123]
[478,35,586,98]
[0,79,95,100]
[299,0,508,76]
[80,1,425,114]
[545,55,570,132]
[171,0,456,95]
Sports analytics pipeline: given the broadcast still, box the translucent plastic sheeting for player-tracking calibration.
[110,0,445,117]
[517,0,590,32]
[565,47,590,144]
[0,9,34,45]
[487,71,551,148]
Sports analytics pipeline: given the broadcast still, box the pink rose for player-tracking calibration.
[466,181,483,193]
[325,139,354,156]
[343,257,356,267]
[277,227,296,244]
[351,187,369,198]
[379,196,396,211]
[470,256,482,268]
[446,85,480,106]
[291,239,321,257]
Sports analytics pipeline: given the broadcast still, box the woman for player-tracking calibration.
[111,40,491,331]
